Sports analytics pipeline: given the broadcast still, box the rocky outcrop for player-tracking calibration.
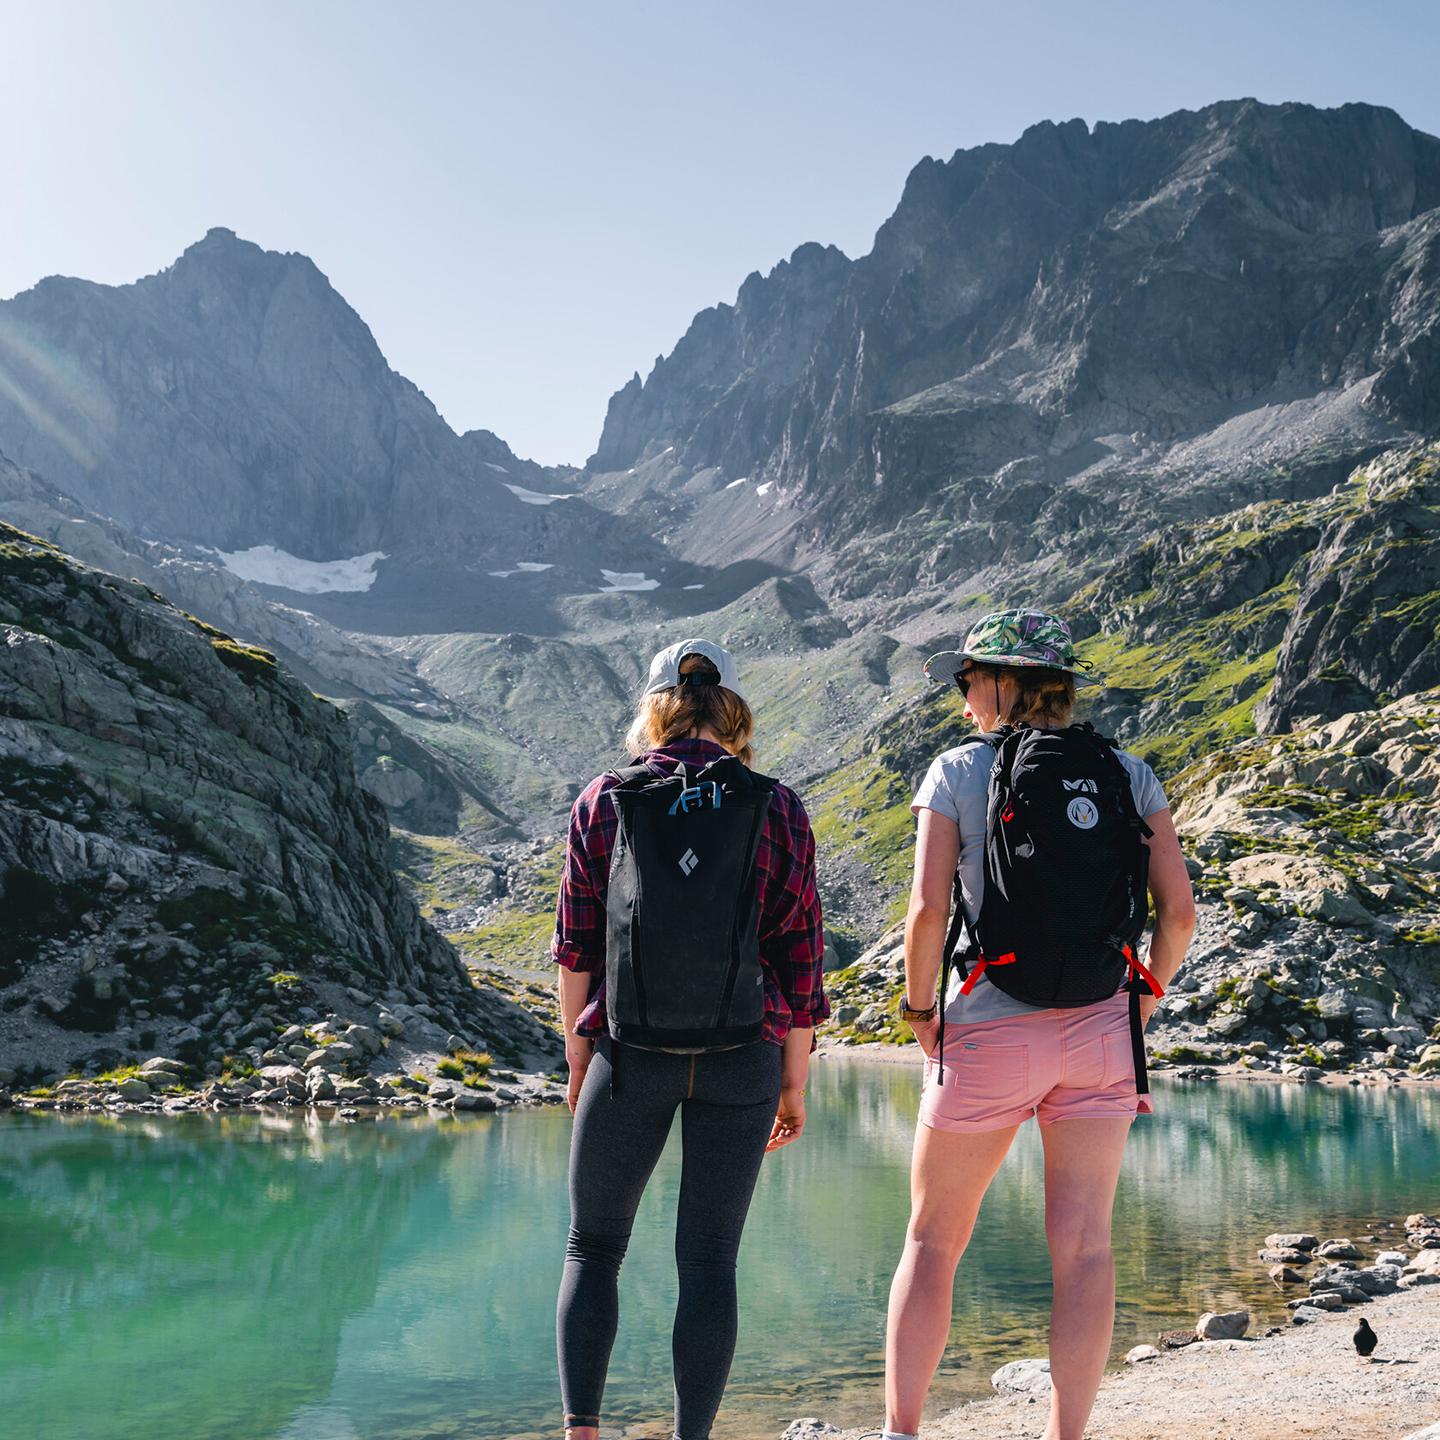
[1257,447,1440,730]
[823,689,1440,1070]
[1153,689,1440,1072]
[0,521,559,1090]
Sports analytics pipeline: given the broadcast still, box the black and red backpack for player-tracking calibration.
[936,722,1164,1092]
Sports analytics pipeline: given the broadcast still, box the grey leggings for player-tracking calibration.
[556,1036,782,1439]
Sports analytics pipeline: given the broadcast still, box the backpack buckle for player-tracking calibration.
[668,781,721,815]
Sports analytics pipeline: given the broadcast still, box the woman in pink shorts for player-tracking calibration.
[878,610,1196,1440]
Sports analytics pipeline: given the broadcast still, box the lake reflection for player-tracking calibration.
[1,1067,1436,1440]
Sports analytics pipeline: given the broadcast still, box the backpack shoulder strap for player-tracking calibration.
[955,729,1005,752]
[606,760,667,788]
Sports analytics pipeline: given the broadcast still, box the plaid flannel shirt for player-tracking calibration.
[551,738,828,1045]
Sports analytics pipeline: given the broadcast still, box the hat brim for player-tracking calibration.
[923,650,1102,688]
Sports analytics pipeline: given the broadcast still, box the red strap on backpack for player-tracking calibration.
[958,951,1017,995]
[1123,943,1165,997]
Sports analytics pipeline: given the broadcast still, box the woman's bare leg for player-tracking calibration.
[1039,1118,1132,1440]
[884,1121,1018,1433]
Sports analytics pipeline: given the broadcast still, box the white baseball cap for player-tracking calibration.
[643,638,745,701]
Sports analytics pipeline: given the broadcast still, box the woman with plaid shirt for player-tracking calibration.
[552,638,828,1440]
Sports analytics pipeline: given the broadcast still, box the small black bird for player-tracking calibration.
[1353,1317,1377,1359]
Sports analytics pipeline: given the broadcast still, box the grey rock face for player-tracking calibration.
[0,233,656,642]
[0,522,546,1079]
[592,102,1439,561]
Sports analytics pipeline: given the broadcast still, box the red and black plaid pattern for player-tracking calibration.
[552,738,828,1044]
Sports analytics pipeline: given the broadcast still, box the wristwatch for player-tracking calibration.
[899,996,939,1022]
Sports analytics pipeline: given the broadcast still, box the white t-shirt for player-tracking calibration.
[912,739,1169,1023]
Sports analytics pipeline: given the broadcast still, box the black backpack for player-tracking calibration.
[936,723,1161,1092]
[605,754,776,1050]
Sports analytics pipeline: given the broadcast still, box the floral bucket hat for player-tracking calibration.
[924,608,1100,687]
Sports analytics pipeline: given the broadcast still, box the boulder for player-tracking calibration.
[1265,1233,1319,1251]
[306,1069,337,1101]
[780,1423,840,1440]
[1402,1248,1440,1276]
[1405,1214,1440,1232]
[1124,1345,1161,1364]
[1258,1247,1312,1265]
[1312,1284,1369,1304]
[1317,1239,1363,1259]
[1208,1012,1250,1038]
[139,1057,187,1076]
[1382,1026,1426,1052]
[1288,1291,1344,1311]
[114,1078,151,1101]
[1290,1305,1328,1325]
[1311,889,1372,927]
[991,1358,1051,1395]
[344,1024,383,1056]
[1195,1310,1249,1341]
[1350,1264,1401,1295]
[258,1065,306,1086]
[1375,1250,1409,1267]
[1399,1425,1440,1440]
[1414,1046,1440,1074]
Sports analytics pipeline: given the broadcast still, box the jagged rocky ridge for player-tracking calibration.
[0,521,561,1106]
[592,100,1440,558]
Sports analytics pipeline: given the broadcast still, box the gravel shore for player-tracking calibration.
[810,1284,1440,1440]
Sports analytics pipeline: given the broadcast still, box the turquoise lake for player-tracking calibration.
[2,1062,1438,1440]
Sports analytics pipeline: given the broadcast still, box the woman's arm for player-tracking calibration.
[557,967,596,1114]
[759,792,827,1151]
[766,1025,812,1151]
[1140,807,1196,1026]
[903,808,961,1056]
[552,779,611,1114]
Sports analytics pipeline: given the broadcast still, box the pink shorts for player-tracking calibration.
[918,991,1154,1132]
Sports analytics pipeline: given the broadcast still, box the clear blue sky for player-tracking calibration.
[3,2,1437,465]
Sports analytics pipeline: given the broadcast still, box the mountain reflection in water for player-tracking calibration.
[1,1066,1436,1440]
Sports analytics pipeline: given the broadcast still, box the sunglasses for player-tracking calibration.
[955,664,976,697]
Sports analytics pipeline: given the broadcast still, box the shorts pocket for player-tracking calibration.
[938,1040,1030,1108]
[1101,1029,1134,1089]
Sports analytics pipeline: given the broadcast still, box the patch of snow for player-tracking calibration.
[724,476,749,489]
[755,481,774,497]
[487,561,555,579]
[208,544,387,594]
[659,446,673,456]
[683,584,705,591]
[599,569,660,593]
[504,482,576,506]
[483,461,510,474]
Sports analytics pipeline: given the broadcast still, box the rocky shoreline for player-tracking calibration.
[785,1214,1440,1440]
[0,973,566,1119]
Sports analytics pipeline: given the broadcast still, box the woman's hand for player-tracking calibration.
[908,1013,942,1057]
[565,1037,594,1114]
[765,1087,806,1151]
